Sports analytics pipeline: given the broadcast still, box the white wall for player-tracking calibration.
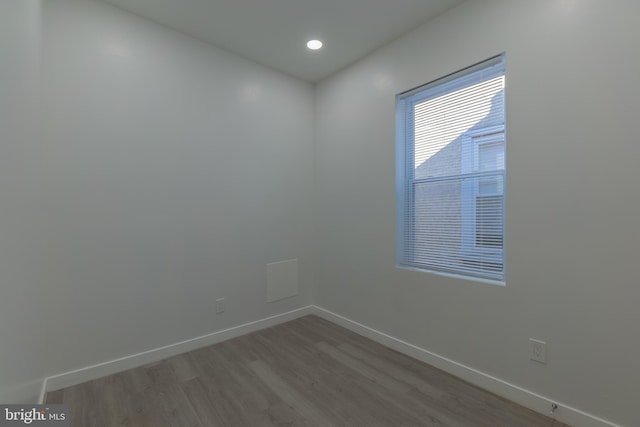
[42,0,315,376]
[314,1,640,425]
[0,0,47,403]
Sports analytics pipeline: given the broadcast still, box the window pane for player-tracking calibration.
[407,173,504,280]
[476,195,503,248]
[413,76,505,180]
[478,141,504,171]
[479,174,503,195]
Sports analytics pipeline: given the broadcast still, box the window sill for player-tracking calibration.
[396,263,505,287]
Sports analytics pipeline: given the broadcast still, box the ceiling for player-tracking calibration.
[100,0,465,82]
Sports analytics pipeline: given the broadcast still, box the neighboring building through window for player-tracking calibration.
[396,55,506,282]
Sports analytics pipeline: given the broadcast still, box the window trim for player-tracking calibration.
[395,54,506,284]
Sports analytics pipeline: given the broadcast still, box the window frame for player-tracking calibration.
[395,54,506,284]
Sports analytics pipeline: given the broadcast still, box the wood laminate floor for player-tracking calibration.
[46,315,570,427]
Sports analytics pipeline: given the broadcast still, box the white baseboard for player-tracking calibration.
[311,306,620,427]
[45,306,314,392]
[41,304,619,427]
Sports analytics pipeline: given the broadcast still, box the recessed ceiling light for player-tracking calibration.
[307,40,323,50]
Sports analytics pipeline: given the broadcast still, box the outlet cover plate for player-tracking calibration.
[529,338,547,364]
[215,298,225,314]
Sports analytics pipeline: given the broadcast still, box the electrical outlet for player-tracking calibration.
[529,338,547,364]
[215,298,225,314]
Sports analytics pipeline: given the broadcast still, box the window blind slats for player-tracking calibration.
[396,54,506,282]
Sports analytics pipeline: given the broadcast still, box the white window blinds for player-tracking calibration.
[396,55,506,282]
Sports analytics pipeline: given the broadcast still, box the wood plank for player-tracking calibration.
[248,359,336,426]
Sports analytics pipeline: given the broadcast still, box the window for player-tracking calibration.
[396,55,505,282]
